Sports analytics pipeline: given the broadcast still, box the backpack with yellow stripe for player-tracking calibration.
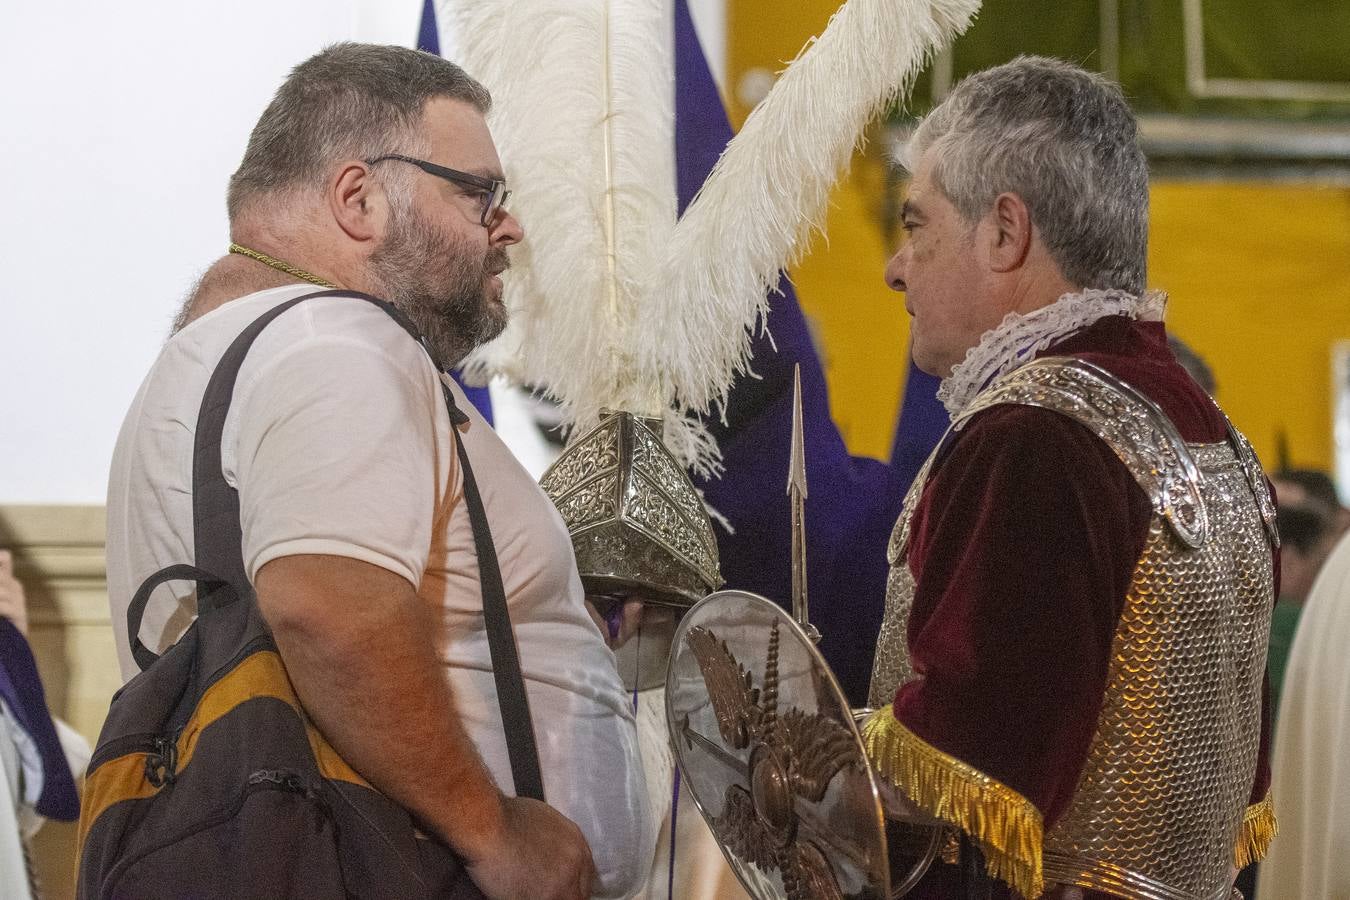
[75,293,530,899]
[77,574,477,899]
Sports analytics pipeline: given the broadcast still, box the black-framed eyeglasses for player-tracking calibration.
[366,153,511,227]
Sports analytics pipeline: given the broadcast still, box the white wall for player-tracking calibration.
[1,1,365,503]
[0,0,724,504]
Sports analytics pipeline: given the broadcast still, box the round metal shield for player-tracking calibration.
[665,590,891,900]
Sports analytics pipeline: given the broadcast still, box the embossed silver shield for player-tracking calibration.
[667,590,895,900]
[540,411,722,611]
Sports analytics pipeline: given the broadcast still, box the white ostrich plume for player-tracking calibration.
[443,0,979,476]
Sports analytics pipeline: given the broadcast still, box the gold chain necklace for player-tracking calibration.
[228,242,339,289]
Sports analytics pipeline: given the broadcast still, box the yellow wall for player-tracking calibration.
[788,156,911,458]
[1150,182,1350,471]
[727,3,1350,470]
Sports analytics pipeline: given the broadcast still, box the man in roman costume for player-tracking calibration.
[859,56,1279,899]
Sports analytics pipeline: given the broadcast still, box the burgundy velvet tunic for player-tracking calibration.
[895,316,1275,899]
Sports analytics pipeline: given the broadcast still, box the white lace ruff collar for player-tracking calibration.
[936,288,1167,417]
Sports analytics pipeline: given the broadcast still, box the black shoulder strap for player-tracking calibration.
[446,398,546,801]
[131,288,544,801]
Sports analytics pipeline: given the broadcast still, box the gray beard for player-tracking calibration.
[368,205,509,367]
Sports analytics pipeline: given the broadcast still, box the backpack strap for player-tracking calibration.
[448,397,546,801]
[129,288,545,801]
[125,564,225,672]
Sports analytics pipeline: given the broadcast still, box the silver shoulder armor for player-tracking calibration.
[956,357,1211,549]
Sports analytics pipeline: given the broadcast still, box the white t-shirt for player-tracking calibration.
[106,285,651,897]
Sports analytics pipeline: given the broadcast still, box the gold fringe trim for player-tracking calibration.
[862,708,1045,899]
[1234,793,1277,870]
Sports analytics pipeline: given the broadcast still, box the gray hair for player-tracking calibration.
[905,56,1148,294]
[227,42,491,221]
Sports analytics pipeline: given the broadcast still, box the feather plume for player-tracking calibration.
[444,0,979,475]
[443,0,677,437]
[641,0,980,433]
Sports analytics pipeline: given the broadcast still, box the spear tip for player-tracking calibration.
[788,363,808,498]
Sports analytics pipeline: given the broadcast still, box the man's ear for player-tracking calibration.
[988,191,1033,273]
[328,162,384,243]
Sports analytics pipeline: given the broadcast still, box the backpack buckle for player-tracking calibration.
[144,737,178,788]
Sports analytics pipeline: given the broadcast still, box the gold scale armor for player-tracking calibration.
[864,357,1279,900]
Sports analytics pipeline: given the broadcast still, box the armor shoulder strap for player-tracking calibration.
[1222,415,1281,547]
[954,357,1211,549]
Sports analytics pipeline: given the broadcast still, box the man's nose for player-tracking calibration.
[884,250,907,293]
[490,209,524,246]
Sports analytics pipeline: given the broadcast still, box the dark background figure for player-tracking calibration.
[1268,468,1344,718]
[1274,468,1350,537]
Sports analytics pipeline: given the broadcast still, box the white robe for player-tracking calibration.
[1258,531,1350,899]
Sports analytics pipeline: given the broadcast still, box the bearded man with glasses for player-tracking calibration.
[104,42,651,900]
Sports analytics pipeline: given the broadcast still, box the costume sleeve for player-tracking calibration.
[230,315,451,589]
[862,405,1151,899]
[1235,529,1280,869]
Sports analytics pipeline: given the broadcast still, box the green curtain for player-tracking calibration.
[901,0,1350,121]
